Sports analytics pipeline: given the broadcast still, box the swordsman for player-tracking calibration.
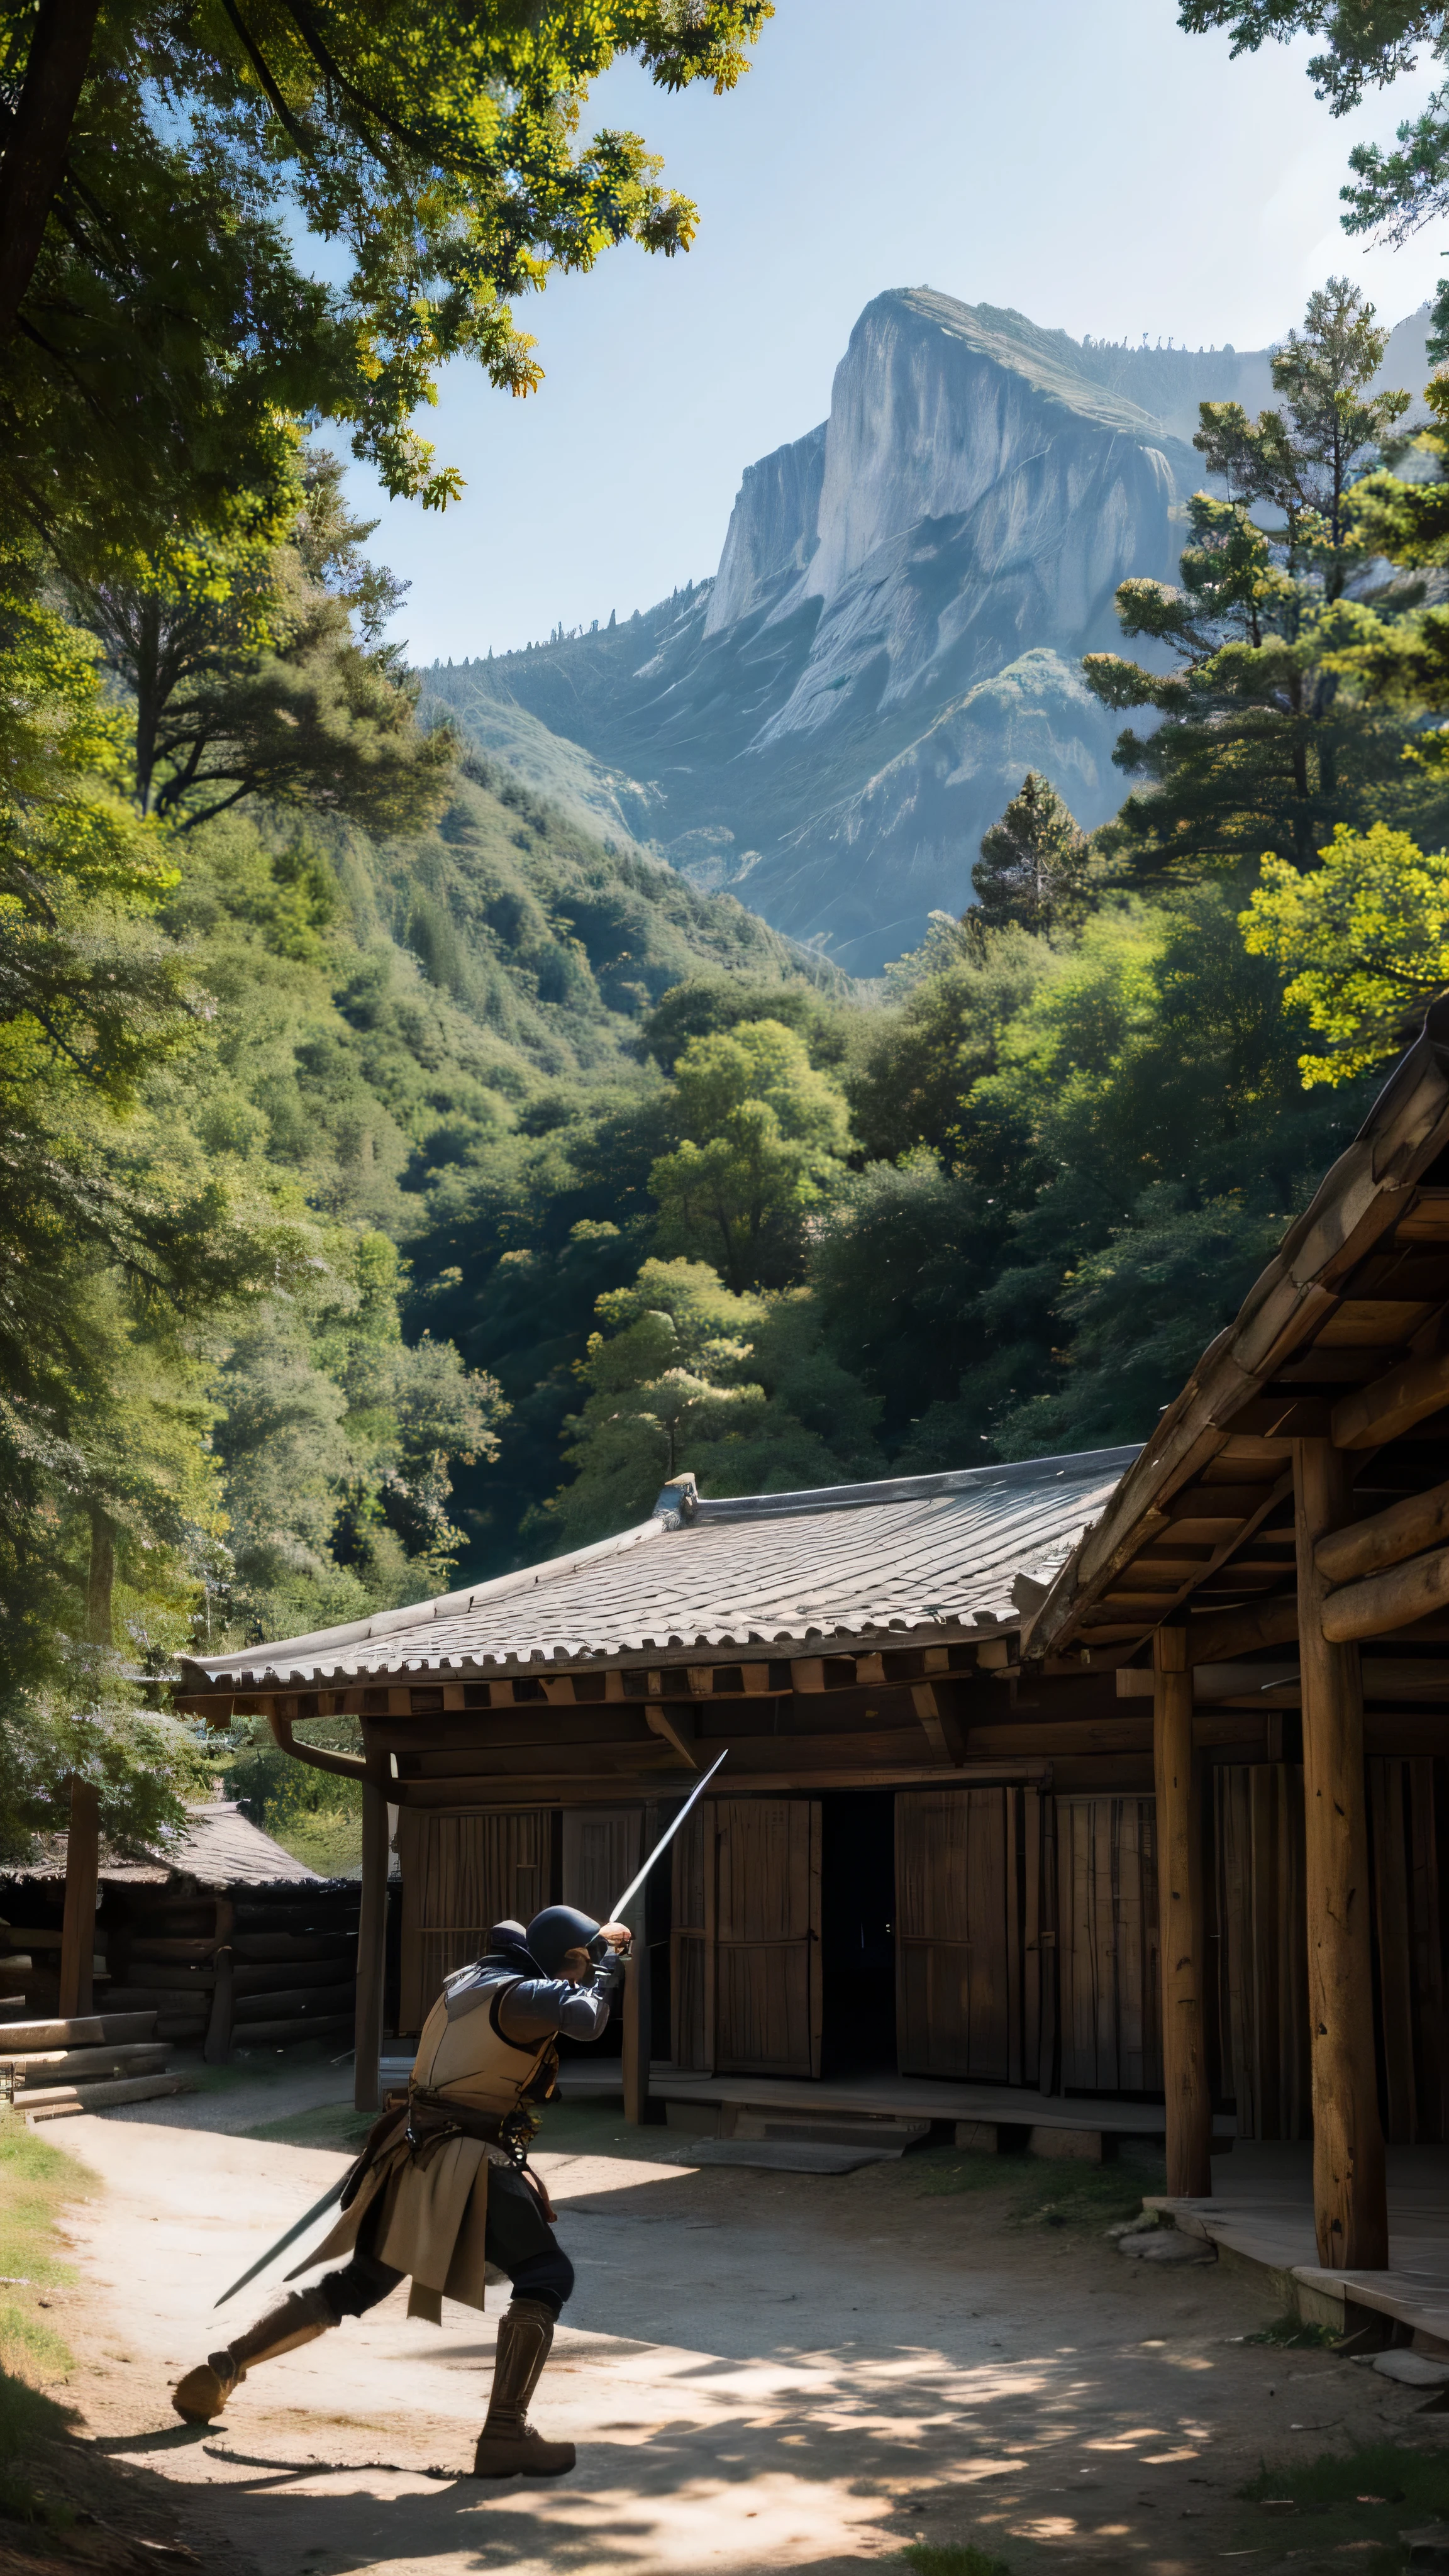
[172,1904,630,2477]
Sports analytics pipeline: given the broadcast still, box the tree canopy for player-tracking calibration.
[0,0,774,540]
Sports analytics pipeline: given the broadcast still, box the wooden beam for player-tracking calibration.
[911,1681,965,1764]
[1152,1629,1211,2198]
[643,1707,698,1768]
[1292,1437,1388,2268]
[58,1777,99,2020]
[395,1759,1053,1805]
[1316,1475,1449,1587]
[1185,1594,1298,1663]
[1320,1534,1449,1640]
[1332,1345,1449,1451]
[353,1767,390,2114]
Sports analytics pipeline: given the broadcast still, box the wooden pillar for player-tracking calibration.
[58,1776,100,2021]
[353,1770,389,2114]
[621,1942,652,2126]
[204,1898,235,2066]
[1292,1437,1389,2268]
[1152,1626,1212,2197]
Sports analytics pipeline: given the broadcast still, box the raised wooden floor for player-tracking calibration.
[1149,2143,1449,2353]
[554,2060,1236,2144]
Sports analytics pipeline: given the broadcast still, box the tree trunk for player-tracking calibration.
[132,600,162,813]
[86,1503,114,1648]
[0,0,102,338]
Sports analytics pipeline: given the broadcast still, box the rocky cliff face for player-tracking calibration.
[426,289,1431,974]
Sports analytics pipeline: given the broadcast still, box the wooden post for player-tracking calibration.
[353,1770,389,2114]
[204,1898,235,2066]
[1292,1437,1389,2269]
[621,1943,652,2125]
[1152,1626,1212,2197]
[58,1776,100,2021]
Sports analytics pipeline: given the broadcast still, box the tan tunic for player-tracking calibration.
[300,1974,554,2323]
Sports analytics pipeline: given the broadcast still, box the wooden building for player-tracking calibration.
[174,1446,1143,2116]
[174,1016,1449,2274]
[3,1801,357,2063]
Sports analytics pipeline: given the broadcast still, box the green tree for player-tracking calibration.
[1085,492,1411,880]
[545,1258,880,1548]
[60,451,456,831]
[1085,282,1417,882]
[1241,818,1449,1084]
[972,772,1092,933]
[0,0,773,543]
[1195,277,1410,599]
[650,1019,853,1291]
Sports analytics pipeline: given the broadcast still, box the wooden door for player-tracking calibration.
[1212,1764,1309,2140]
[1056,1796,1162,2095]
[397,1807,550,2033]
[714,1799,821,2078]
[670,1800,714,2074]
[562,1808,642,1936]
[895,1787,1045,2083]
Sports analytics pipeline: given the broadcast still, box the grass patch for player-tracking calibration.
[902,2545,1011,2576]
[913,2135,1165,2231]
[0,2113,88,2531]
[1236,2441,1449,2563]
[1245,2312,1342,2350]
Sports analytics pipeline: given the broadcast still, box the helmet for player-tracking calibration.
[527,1904,604,1977]
[487,1919,529,1952]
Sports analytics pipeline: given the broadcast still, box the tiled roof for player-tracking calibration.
[180,1447,1140,1689]
[1,1804,321,1887]
[164,1801,322,1887]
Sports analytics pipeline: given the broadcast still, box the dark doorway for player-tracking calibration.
[820,1790,897,2076]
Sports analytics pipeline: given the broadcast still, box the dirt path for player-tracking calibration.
[40,2089,1448,2576]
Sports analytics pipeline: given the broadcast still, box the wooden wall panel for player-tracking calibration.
[562,1808,641,1936]
[1055,1796,1162,2096]
[895,1788,1045,2084]
[1211,1764,1309,2141]
[713,1799,821,2078]
[1367,1757,1447,2145]
[397,1807,550,2032]
[670,1804,712,2073]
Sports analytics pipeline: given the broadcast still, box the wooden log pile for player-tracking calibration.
[103,1881,359,2062]
[0,2008,191,2121]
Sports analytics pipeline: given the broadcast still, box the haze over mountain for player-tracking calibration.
[424,287,1432,974]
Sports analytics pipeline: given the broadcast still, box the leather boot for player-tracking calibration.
[172,2284,336,2423]
[470,2298,575,2477]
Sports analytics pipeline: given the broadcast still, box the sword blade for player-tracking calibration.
[214,2172,348,2308]
[609,1747,729,1924]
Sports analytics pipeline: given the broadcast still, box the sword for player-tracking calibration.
[214,2171,349,2308]
[608,1747,728,1927]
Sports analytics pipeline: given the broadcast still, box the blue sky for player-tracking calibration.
[341,0,1448,663]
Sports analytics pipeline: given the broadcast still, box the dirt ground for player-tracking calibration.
[32,2069,1449,2576]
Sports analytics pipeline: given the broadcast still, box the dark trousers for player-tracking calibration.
[317,2164,575,2324]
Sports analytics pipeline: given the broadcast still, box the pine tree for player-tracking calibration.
[972,772,1091,932]
[1084,282,1423,882]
